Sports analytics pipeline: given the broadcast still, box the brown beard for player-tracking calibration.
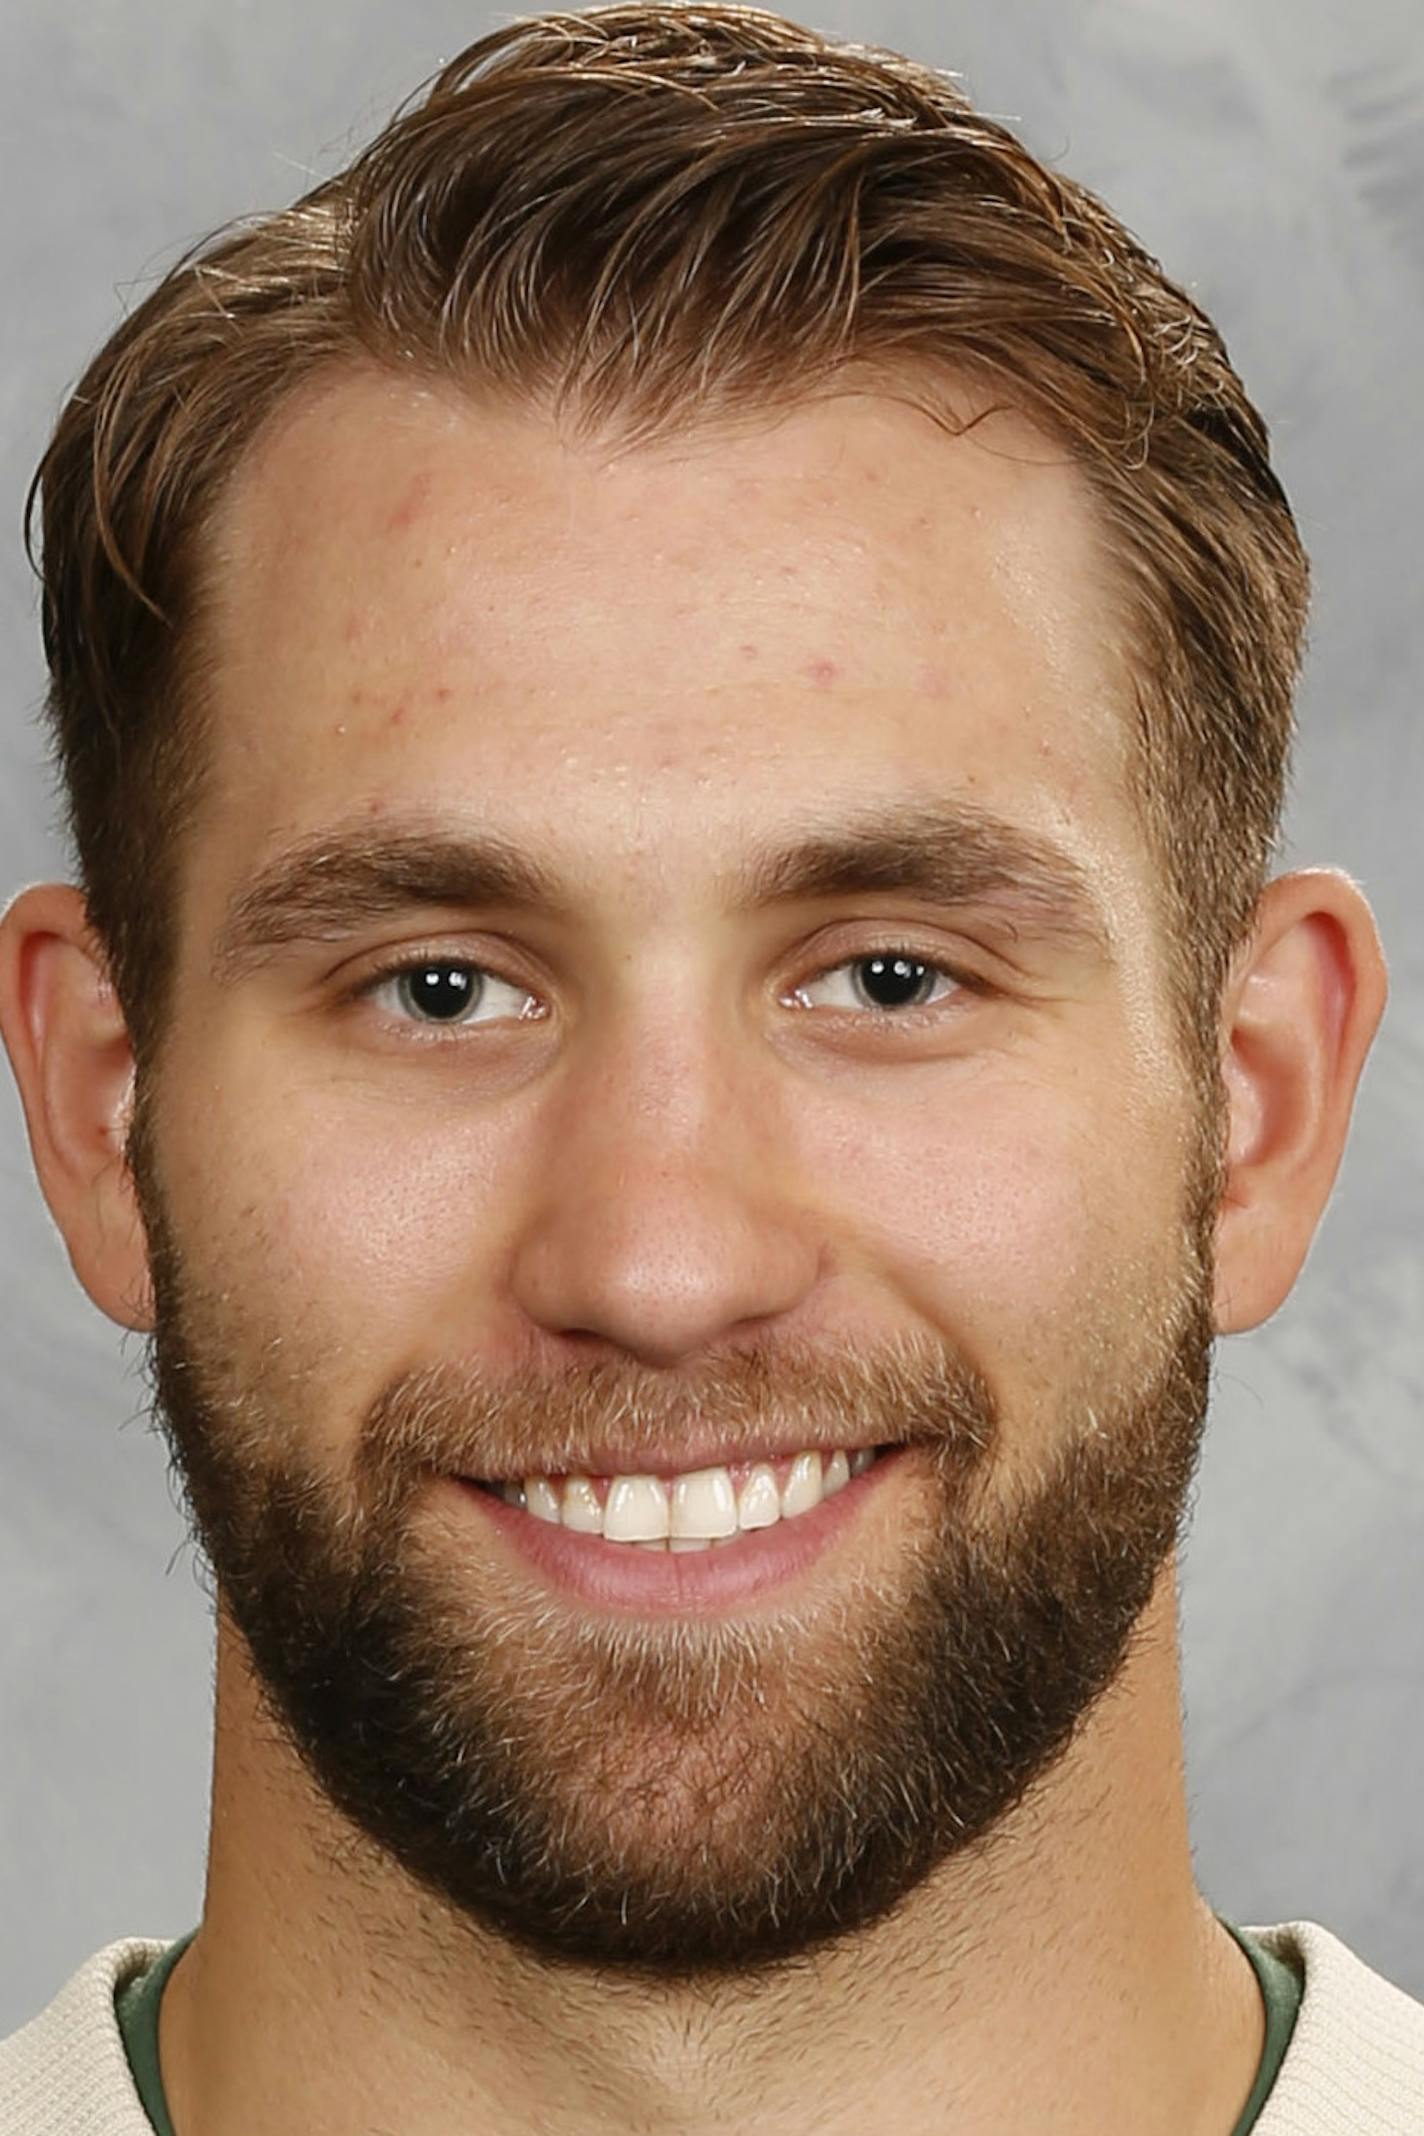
[128,1095,1218,1988]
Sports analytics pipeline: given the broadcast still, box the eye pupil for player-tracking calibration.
[855,955,933,1009]
[399,965,480,1021]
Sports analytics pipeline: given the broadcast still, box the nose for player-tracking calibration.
[505,1020,822,1367]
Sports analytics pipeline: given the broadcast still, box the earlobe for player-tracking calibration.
[1213,868,1387,1334]
[0,883,155,1332]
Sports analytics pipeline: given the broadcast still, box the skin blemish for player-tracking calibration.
[385,471,433,534]
[388,701,409,729]
[805,657,839,688]
[434,685,453,704]
[738,642,760,660]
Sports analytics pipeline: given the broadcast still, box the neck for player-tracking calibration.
[161,1570,1262,2136]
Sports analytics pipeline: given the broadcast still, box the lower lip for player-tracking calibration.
[451,1450,908,1615]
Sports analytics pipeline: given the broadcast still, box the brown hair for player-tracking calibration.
[28,1,1307,1076]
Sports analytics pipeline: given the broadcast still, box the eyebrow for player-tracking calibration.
[210,801,1110,985]
[729,806,1109,956]
[212,825,570,983]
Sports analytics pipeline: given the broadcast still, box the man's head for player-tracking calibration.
[0,3,1385,1987]
[116,372,1228,1980]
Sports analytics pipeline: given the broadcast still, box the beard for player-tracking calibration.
[128,1097,1219,1989]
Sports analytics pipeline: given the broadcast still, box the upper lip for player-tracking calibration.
[463,1435,895,1482]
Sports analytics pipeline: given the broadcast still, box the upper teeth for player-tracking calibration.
[498,1446,878,1548]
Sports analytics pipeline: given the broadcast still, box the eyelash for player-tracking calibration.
[347,944,978,1032]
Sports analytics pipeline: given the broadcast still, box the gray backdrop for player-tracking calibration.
[2,0,1420,2031]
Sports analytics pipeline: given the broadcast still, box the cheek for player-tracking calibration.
[807,1062,1188,1386]
[155,1064,530,1439]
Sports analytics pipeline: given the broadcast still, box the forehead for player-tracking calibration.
[196,368,1141,906]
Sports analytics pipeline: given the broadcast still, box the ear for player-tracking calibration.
[1213,868,1387,1334]
[0,883,154,1331]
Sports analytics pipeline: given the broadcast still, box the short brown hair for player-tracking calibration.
[28,1,1307,1075]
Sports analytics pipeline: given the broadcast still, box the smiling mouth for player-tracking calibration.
[470,1444,884,1551]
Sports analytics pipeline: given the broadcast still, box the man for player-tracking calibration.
[0,2,1417,2129]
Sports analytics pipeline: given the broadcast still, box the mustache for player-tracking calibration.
[356,1330,999,1494]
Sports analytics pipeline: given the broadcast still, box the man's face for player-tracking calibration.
[129,373,1217,1981]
